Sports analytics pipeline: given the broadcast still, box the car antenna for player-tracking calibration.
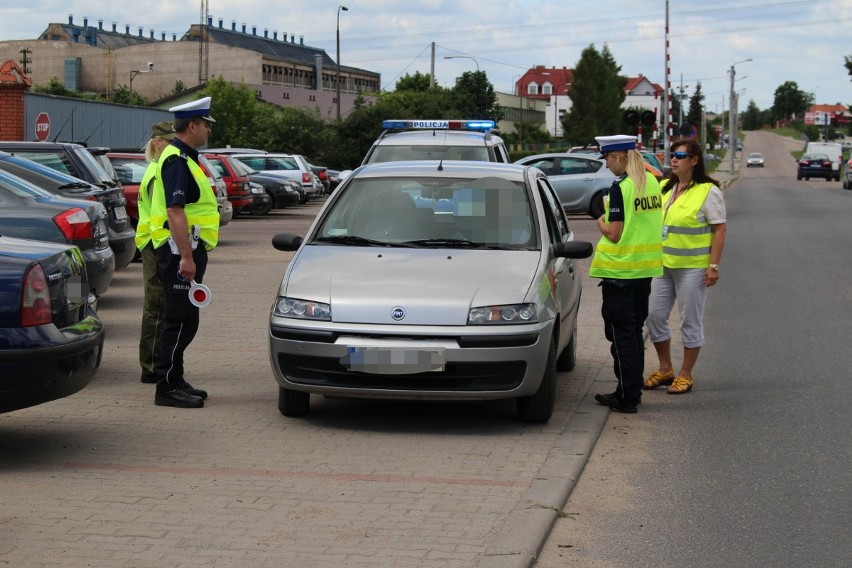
[51,106,76,142]
[81,117,105,145]
[437,127,449,171]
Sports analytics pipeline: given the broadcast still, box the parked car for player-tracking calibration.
[0,169,114,295]
[513,152,617,217]
[305,160,331,195]
[843,158,852,190]
[0,142,134,270]
[197,154,233,226]
[0,235,104,413]
[247,180,272,214]
[797,153,834,181]
[746,152,765,167]
[202,154,254,216]
[268,160,593,423]
[326,169,342,192]
[229,162,302,211]
[228,153,319,203]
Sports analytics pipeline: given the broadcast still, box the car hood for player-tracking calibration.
[283,246,542,325]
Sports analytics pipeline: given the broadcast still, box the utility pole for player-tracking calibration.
[429,42,435,89]
[18,47,32,75]
[728,58,751,174]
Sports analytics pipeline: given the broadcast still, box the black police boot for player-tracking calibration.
[155,387,204,408]
[595,392,638,414]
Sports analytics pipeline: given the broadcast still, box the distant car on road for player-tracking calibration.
[797,154,834,181]
[513,152,616,217]
[0,235,104,413]
[268,160,593,423]
[842,158,852,190]
[746,152,765,167]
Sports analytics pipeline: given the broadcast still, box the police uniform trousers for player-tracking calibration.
[153,244,208,394]
[600,277,652,404]
[139,243,165,381]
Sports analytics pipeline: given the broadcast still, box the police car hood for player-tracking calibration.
[284,246,541,325]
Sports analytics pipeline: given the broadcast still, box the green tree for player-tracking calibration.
[772,81,812,122]
[395,71,433,92]
[741,100,763,130]
[686,82,705,127]
[845,55,852,79]
[452,71,503,121]
[562,44,626,145]
[202,77,262,148]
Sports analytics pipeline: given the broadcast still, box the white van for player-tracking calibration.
[805,142,842,181]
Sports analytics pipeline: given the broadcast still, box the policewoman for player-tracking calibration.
[589,135,663,414]
[643,138,726,395]
[136,121,176,384]
[149,97,220,408]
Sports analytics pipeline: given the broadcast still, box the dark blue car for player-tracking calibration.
[0,235,104,413]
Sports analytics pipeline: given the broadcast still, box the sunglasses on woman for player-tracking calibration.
[670,151,693,160]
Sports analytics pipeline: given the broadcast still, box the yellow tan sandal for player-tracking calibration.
[643,369,675,390]
[667,376,693,394]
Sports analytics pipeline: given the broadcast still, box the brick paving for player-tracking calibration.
[1,204,614,567]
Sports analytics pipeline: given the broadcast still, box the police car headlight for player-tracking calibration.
[468,303,537,325]
[273,297,331,321]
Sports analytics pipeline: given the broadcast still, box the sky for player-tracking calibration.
[1,0,850,113]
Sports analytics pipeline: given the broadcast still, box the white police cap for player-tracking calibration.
[595,134,637,155]
[168,96,216,122]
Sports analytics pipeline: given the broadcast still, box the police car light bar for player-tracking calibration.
[382,119,496,132]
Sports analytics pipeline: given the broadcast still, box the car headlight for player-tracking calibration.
[273,297,331,320]
[468,303,537,325]
[251,185,264,194]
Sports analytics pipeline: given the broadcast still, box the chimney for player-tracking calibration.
[264,29,269,38]
[150,29,154,39]
[232,21,236,31]
[300,36,304,45]
[218,18,223,28]
[242,24,246,33]
[252,26,257,36]
[83,17,88,28]
[207,16,213,26]
[290,34,295,43]
[273,31,278,40]
[68,14,74,26]
[98,20,103,30]
[282,31,287,42]
[172,33,177,41]
[125,25,130,35]
[161,32,166,41]
[138,27,143,37]
[112,22,117,32]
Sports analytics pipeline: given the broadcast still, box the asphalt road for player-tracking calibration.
[535,131,852,567]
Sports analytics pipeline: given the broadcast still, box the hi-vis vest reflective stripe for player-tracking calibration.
[662,181,713,268]
[149,144,219,250]
[134,161,157,250]
[589,171,664,279]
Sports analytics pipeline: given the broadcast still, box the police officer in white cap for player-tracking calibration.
[589,134,663,413]
[147,97,220,408]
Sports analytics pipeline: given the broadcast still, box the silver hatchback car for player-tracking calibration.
[514,152,616,217]
[268,161,592,423]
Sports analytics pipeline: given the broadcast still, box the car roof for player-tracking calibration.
[516,152,605,163]
[352,160,528,181]
[373,129,504,147]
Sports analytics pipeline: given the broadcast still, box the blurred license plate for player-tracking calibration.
[113,206,128,220]
[341,347,446,375]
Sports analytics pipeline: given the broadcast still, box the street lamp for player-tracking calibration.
[728,58,751,173]
[129,62,154,94]
[443,55,480,72]
[336,5,348,122]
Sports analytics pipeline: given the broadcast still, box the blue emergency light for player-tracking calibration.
[381,119,496,132]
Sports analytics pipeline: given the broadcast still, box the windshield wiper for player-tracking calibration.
[316,235,413,247]
[404,238,482,248]
[56,182,93,190]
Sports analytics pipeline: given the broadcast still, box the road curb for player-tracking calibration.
[479,384,610,568]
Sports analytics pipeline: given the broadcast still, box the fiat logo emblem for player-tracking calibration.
[391,306,405,320]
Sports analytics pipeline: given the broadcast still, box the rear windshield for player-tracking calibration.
[366,145,490,164]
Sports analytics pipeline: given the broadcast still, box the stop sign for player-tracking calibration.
[34,112,51,142]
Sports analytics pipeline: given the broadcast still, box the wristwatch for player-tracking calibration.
[709,263,720,271]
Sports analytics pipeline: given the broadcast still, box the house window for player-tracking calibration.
[542,82,552,95]
[527,82,538,95]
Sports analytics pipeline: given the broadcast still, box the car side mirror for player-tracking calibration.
[271,233,303,251]
[553,240,593,259]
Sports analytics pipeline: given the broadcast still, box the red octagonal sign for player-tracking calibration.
[34,112,51,142]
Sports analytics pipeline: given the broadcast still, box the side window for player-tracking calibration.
[493,143,510,163]
[537,177,571,245]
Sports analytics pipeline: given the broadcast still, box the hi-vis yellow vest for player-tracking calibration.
[134,161,157,250]
[589,171,663,279]
[661,181,713,268]
[149,144,219,250]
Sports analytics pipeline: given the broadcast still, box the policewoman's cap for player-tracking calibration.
[595,134,637,155]
[168,96,216,123]
[151,120,177,140]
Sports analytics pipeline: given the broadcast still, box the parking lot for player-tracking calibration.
[0,202,616,567]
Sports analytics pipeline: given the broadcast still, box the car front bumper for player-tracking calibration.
[269,318,554,400]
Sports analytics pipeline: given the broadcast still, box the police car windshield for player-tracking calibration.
[366,145,489,164]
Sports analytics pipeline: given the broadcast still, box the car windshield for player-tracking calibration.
[748,153,762,158]
[315,176,536,250]
[3,154,95,188]
[367,145,489,163]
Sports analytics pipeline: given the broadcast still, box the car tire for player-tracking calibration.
[556,319,577,372]
[278,386,309,416]
[251,191,274,215]
[589,191,606,219]
[797,173,802,180]
[517,336,557,424]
